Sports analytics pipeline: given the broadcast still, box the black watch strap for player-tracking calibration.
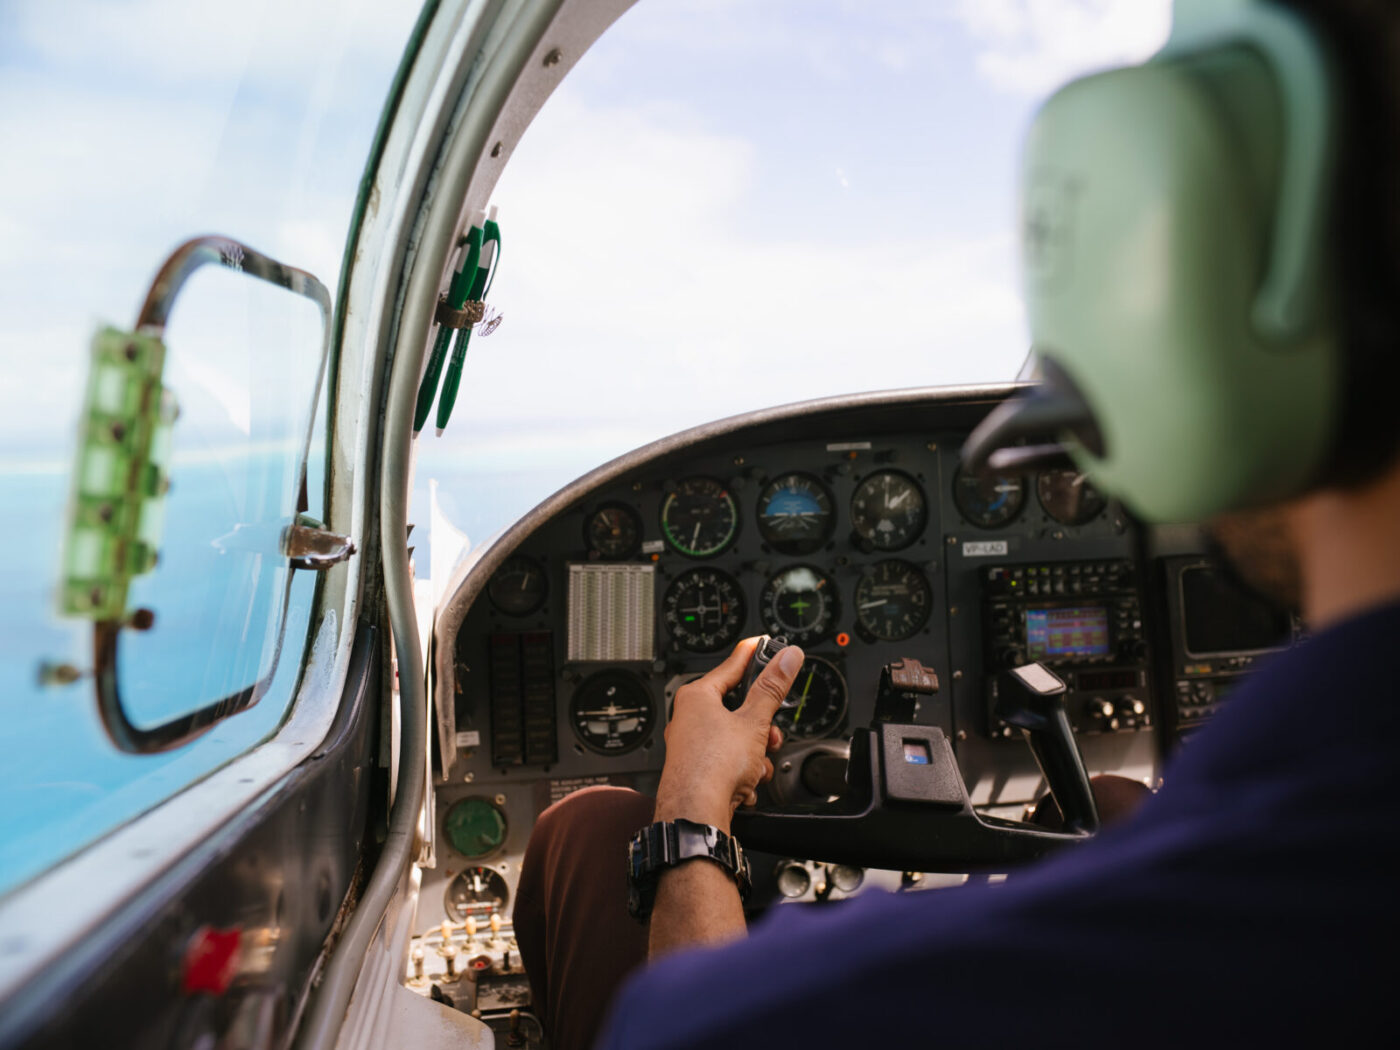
[627,818,751,922]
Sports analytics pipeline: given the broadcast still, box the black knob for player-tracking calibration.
[998,646,1025,669]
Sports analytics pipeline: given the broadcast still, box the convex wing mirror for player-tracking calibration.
[53,236,353,753]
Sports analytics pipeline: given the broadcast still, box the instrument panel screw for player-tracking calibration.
[494,794,506,806]
[957,730,967,741]
[463,772,475,782]
[952,669,963,681]
[543,48,562,67]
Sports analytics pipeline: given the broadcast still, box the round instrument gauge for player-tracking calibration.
[774,860,812,899]
[585,502,642,559]
[759,565,840,645]
[756,472,835,555]
[444,866,510,923]
[851,470,926,551]
[663,568,746,653]
[660,476,739,558]
[443,797,507,859]
[487,554,548,617]
[773,656,847,739]
[569,671,655,755]
[829,864,865,893]
[1036,468,1107,526]
[953,466,1027,529]
[855,559,932,642]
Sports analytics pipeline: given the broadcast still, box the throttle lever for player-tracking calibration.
[995,663,1100,834]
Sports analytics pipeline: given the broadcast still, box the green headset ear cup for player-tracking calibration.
[1021,55,1339,523]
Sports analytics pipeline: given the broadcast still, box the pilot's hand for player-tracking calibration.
[655,637,804,834]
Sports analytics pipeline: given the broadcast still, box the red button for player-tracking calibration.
[181,925,243,995]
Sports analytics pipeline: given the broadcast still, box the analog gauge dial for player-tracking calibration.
[953,466,1028,529]
[444,866,510,922]
[487,554,548,617]
[760,565,840,645]
[443,797,507,859]
[1036,468,1107,526]
[660,476,739,558]
[585,502,642,559]
[756,472,835,555]
[851,470,927,551]
[773,656,848,739]
[855,559,932,642]
[569,671,655,755]
[664,568,746,653]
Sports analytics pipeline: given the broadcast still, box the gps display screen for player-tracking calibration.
[1181,566,1292,656]
[1025,606,1111,659]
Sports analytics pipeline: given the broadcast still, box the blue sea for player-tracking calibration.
[0,448,578,900]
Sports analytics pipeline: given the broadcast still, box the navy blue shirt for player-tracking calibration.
[599,600,1400,1047]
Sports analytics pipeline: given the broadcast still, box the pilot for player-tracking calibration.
[514,0,1400,1046]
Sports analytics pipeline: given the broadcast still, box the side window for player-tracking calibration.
[0,3,422,898]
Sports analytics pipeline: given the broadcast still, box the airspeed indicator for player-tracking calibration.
[660,477,739,558]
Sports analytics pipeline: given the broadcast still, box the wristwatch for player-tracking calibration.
[626,818,752,922]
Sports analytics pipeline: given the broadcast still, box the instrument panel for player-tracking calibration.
[429,390,1167,903]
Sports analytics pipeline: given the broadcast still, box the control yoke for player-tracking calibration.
[732,658,1099,872]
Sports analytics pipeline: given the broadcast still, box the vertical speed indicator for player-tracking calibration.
[772,656,847,739]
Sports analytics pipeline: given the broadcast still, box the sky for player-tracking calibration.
[0,0,1170,473]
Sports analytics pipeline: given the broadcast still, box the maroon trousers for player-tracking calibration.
[513,787,655,1050]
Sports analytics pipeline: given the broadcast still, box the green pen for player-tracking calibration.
[413,207,487,434]
[435,206,501,436]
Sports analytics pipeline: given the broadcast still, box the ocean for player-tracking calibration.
[0,451,576,900]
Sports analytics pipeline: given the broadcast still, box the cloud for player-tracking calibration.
[950,0,1172,96]
[430,87,1027,471]
[0,1,417,453]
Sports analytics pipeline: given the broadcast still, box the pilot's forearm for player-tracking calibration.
[647,855,746,958]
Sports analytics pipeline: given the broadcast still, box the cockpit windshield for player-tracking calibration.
[413,0,1171,546]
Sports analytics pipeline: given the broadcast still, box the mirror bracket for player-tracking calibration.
[284,515,357,571]
[57,325,178,623]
